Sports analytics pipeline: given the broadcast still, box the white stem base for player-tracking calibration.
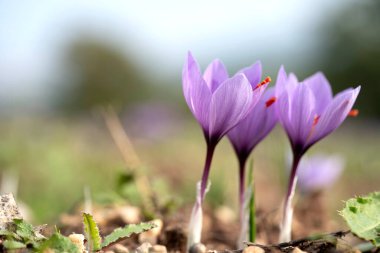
[187,202,203,249]
[279,176,297,243]
[187,181,210,250]
[279,202,293,242]
[237,187,252,248]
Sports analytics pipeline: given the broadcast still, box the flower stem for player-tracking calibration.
[238,156,247,225]
[279,153,301,242]
[200,144,216,202]
[187,143,216,249]
[247,158,256,243]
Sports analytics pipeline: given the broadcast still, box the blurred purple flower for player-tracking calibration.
[296,154,345,193]
[227,77,278,227]
[124,102,182,139]
[183,52,267,247]
[276,66,360,242]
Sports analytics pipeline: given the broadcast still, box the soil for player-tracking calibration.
[57,191,372,253]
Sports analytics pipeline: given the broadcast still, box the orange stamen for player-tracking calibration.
[307,114,320,142]
[265,96,277,107]
[254,76,272,90]
[313,115,320,126]
[348,109,359,117]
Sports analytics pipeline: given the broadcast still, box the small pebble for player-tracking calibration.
[243,246,265,253]
[68,233,85,253]
[215,206,236,223]
[148,245,167,253]
[292,247,308,253]
[117,205,141,224]
[138,219,163,244]
[136,242,152,253]
[42,249,55,253]
[113,243,129,253]
[189,243,206,253]
[0,193,22,229]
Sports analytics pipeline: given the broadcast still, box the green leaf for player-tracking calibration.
[247,158,256,242]
[116,171,135,190]
[13,218,35,239]
[101,222,156,249]
[0,229,16,237]
[38,232,80,253]
[3,240,26,249]
[0,218,45,249]
[82,213,102,252]
[340,191,380,247]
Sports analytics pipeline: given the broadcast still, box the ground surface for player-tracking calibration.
[57,192,367,253]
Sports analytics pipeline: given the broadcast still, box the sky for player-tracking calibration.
[0,0,352,111]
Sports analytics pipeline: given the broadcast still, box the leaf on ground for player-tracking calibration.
[3,240,26,249]
[0,229,16,237]
[340,191,380,247]
[0,219,45,249]
[82,212,101,252]
[13,218,35,239]
[38,232,80,253]
[101,222,156,249]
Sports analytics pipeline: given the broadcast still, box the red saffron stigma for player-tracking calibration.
[254,76,272,90]
[348,109,359,117]
[265,96,276,107]
[313,115,320,126]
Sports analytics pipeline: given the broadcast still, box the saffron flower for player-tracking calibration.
[183,52,267,247]
[296,153,345,193]
[276,66,360,242]
[227,61,277,237]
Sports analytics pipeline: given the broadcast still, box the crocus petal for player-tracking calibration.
[203,59,229,93]
[308,86,360,146]
[237,61,262,88]
[303,72,333,114]
[277,75,306,146]
[182,52,199,107]
[290,84,316,148]
[228,88,277,155]
[209,74,254,141]
[286,73,299,93]
[276,72,308,154]
[278,80,316,151]
[275,65,288,97]
[182,52,212,133]
[277,88,295,143]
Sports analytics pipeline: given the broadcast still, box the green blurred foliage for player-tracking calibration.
[317,1,380,117]
[56,39,152,112]
[0,118,124,222]
[0,118,379,223]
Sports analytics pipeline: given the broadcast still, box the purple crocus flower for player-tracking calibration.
[276,66,360,242]
[227,63,278,227]
[296,153,345,193]
[183,52,267,247]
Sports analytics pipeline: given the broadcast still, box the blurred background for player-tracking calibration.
[0,0,379,224]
